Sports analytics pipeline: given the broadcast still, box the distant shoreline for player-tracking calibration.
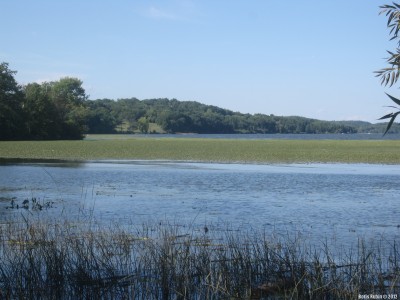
[84,132,400,140]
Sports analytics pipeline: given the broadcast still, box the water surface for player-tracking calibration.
[87,133,400,140]
[1,161,399,247]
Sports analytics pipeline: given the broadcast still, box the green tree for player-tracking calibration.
[86,100,117,134]
[375,3,400,134]
[137,116,149,133]
[48,77,88,139]
[23,77,89,139]
[0,62,25,139]
[23,83,59,139]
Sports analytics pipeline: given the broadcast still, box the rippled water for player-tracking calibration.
[1,161,399,246]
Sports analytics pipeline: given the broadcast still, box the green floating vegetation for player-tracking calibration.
[1,136,400,164]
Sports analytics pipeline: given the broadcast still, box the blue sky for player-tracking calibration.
[0,0,395,122]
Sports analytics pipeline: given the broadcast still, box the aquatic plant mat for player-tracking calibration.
[1,136,400,163]
[0,217,398,299]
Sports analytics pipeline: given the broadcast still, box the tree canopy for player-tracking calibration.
[1,62,398,140]
[0,62,25,139]
[0,63,89,140]
[23,78,88,139]
[86,97,391,135]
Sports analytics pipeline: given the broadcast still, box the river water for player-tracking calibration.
[88,133,400,140]
[0,160,399,248]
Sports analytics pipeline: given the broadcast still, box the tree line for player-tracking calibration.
[89,97,360,135]
[1,62,87,140]
[87,98,400,134]
[1,62,398,140]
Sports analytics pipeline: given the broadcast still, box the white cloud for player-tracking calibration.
[147,6,177,20]
[140,1,199,22]
[34,74,75,83]
[15,71,86,86]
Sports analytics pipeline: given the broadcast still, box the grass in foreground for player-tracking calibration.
[1,136,400,164]
[0,217,398,299]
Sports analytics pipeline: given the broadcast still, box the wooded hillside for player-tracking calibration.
[2,62,399,140]
[87,97,399,135]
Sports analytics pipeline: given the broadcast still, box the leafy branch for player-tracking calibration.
[378,94,400,135]
[376,3,400,135]
[374,50,400,87]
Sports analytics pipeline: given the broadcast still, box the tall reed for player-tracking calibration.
[0,216,398,299]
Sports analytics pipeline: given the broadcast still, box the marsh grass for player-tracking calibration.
[0,216,398,299]
[1,136,400,163]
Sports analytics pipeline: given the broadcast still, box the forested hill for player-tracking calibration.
[87,97,400,134]
[2,62,398,141]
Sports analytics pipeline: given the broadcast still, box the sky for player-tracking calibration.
[0,0,397,122]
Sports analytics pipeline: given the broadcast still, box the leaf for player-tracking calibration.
[378,113,394,120]
[383,111,400,136]
[388,13,394,25]
[384,116,396,135]
[385,93,400,105]
[392,71,397,86]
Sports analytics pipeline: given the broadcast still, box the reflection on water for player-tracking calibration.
[0,160,399,247]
